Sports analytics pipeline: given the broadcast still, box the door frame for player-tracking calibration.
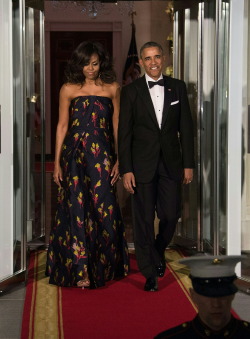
[44,21,122,154]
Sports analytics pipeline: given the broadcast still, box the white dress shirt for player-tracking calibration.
[145,74,165,128]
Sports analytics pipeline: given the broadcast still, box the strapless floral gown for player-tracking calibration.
[46,96,129,288]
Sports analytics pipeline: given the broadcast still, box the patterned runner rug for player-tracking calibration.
[21,249,197,339]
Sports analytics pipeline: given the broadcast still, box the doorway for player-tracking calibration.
[50,31,113,156]
[173,0,230,255]
[0,0,45,290]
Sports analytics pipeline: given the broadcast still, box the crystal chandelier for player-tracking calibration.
[75,1,107,18]
[50,1,135,19]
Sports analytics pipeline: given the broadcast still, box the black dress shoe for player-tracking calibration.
[144,277,158,292]
[156,260,166,277]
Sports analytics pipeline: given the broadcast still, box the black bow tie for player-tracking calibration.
[148,79,164,89]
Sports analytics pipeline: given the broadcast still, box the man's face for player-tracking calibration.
[139,47,164,80]
[190,289,235,331]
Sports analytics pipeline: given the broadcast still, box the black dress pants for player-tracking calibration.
[131,158,181,279]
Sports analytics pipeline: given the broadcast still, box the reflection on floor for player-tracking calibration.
[0,275,250,338]
[0,282,25,339]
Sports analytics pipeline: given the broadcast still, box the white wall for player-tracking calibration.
[240,0,250,251]
[227,0,246,255]
[0,0,13,280]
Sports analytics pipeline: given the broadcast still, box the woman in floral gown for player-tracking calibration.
[46,41,129,288]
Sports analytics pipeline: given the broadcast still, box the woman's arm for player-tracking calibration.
[111,82,121,154]
[53,84,71,186]
[110,82,121,185]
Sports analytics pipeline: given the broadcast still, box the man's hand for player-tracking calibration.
[183,168,193,185]
[123,172,136,194]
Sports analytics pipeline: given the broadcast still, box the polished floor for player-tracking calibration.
[0,278,250,339]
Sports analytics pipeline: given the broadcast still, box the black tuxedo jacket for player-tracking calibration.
[118,75,195,183]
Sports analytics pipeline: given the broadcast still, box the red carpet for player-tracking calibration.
[21,249,197,339]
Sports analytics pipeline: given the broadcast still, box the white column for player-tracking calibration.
[227,0,246,256]
[0,0,13,280]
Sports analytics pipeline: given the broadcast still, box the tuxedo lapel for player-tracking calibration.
[136,76,159,128]
[161,77,174,128]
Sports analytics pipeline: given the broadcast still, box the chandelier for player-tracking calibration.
[50,1,135,19]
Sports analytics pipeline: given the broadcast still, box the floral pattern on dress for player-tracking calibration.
[46,96,129,288]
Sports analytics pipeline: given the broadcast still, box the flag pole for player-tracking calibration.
[122,10,141,85]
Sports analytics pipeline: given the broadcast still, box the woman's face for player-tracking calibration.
[82,53,100,80]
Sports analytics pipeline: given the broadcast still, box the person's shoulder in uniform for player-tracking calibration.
[154,321,193,339]
[154,317,250,339]
[234,318,250,337]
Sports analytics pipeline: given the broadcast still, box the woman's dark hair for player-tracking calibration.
[64,41,116,84]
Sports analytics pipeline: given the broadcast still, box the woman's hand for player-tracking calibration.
[53,164,63,187]
[110,160,120,186]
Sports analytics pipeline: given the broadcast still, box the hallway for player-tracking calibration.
[1,1,250,338]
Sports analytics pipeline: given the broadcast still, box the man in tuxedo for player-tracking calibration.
[118,41,195,291]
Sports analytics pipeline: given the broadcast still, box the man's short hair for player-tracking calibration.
[140,41,163,58]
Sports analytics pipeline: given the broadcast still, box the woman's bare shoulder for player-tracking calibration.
[60,83,80,100]
[106,81,120,98]
[110,81,120,90]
